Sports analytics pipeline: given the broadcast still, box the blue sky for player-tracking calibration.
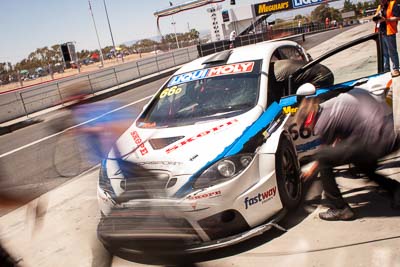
[0,0,346,64]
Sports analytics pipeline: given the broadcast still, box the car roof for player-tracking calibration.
[174,40,300,75]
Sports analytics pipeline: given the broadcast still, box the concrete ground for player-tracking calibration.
[0,154,399,267]
[0,22,400,267]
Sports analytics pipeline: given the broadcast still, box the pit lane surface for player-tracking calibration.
[1,152,399,267]
[3,24,399,266]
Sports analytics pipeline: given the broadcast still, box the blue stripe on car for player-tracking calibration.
[174,102,282,198]
[224,102,281,156]
[279,96,297,106]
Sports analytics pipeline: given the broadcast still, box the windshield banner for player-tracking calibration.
[168,61,255,86]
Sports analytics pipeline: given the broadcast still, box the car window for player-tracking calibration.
[289,34,381,93]
[268,46,307,105]
[316,39,378,85]
[278,46,306,61]
[137,61,261,128]
[268,59,309,105]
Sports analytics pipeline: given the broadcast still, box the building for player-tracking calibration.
[208,4,258,42]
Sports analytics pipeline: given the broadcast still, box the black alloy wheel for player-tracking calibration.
[275,134,302,210]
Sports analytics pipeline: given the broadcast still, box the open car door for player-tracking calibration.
[283,33,390,159]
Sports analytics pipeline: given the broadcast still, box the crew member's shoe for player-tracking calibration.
[391,69,400,77]
[319,204,355,221]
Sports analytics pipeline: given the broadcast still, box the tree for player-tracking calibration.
[119,44,128,50]
[311,4,327,21]
[103,46,114,55]
[356,2,363,16]
[50,44,62,63]
[0,63,6,74]
[164,33,179,43]
[294,14,304,20]
[135,39,159,52]
[77,49,91,60]
[188,28,199,40]
[343,0,354,12]
[311,3,342,23]
[0,62,12,84]
[51,44,60,52]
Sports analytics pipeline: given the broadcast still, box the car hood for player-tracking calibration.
[105,106,264,179]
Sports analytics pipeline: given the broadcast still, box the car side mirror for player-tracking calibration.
[296,83,316,96]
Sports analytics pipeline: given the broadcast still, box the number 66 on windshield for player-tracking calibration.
[160,86,182,98]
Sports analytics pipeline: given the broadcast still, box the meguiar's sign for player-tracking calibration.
[254,0,292,16]
[254,0,327,16]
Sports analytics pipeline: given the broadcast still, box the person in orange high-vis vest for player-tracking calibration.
[375,0,400,77]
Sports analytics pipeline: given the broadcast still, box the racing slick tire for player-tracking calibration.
[275,134,302,210]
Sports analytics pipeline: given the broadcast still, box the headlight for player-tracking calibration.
[193,153,254,189]
[217,160,236,177]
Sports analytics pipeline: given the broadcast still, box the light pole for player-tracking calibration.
[171,16,180,49]
[88,0,104,67]
[103,0,120,61]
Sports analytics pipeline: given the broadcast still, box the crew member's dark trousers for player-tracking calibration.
[320,164,399,209]
[315,139,400,209]
[383,34,400,71]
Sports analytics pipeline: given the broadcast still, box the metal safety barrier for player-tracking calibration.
[0,46,198,124]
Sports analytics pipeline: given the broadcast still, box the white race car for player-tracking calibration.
[97,33,392,255]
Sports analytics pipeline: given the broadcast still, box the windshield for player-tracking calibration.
[137,60,261,128]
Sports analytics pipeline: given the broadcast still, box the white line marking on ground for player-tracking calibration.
[0,95,152,159]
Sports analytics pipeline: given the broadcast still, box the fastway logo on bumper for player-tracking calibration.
[292,0,323,8]
[244,186,277,209]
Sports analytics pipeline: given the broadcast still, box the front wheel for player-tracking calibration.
[275,134,302,210]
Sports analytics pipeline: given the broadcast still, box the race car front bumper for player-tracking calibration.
[97,205,287,255]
